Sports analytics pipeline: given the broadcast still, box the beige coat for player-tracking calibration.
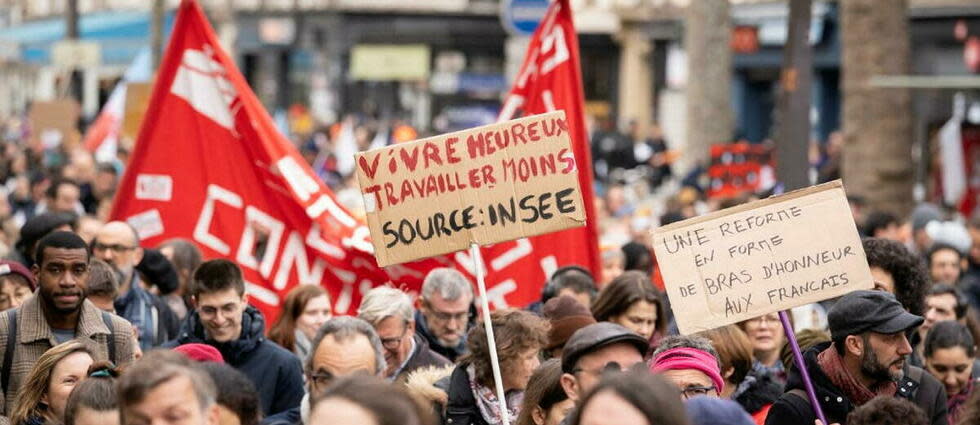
[0,295,136,424]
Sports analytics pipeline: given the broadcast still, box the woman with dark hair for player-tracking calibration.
[443,309,550,425]
[923,321,980,424]
[63,362,120,425]
[309,374,435,425]
[516,359,573,425]
[568,371,689,425]
[10,340,94,425]
[591,271,666,346]
[267,284,332,361]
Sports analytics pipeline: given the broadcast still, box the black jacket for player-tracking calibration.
[765,342,947,425]
[415,310,470,363]
[442,363,489,425]
[397,334,451,382]
[164,306,304,416]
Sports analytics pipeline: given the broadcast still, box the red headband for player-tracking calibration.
[650,347,725,395]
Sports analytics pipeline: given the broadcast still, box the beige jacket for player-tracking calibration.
[0,295,136,424]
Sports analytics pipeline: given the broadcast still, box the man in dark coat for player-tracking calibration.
[357,286,449,382]
[415,268,475,362]
[163,259,304,417]
[766,290,947,425]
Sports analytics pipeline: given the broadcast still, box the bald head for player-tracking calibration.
[93,221,143,274]
[308,333,378,396]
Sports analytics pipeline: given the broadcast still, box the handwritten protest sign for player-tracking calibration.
[652,180,873,335]
[355,111,586,266]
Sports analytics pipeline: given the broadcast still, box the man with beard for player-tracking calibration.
[0,231,136,421]
[766,290,947,425]
[92,221,178,350]
[415,268,475,362]
[163,259,304,416]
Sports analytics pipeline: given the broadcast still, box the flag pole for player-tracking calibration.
[470,243,510,425]
[779,311,827,425]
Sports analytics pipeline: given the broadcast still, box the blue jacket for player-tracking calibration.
[164,306,304,416]
[114,275,179,350]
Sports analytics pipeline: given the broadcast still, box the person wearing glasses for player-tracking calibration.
[91,221,179,350]
[357,286,449,382]
[162,260,304,417]
[415,268,475,362]
[0,232,136,421]
[650,335,725,401]
[559,322,648,407]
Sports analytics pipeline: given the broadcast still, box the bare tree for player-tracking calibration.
[841,0,913,215]
[685,0,733,167]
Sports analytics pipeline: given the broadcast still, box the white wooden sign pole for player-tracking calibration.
[470,243,510,425]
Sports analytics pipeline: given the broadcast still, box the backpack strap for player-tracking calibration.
[788,388,809,403]
[101,311,116,365]
[2,309,18,394]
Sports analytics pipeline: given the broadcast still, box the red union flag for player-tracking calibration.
[110,0,441,321]
[466,0,600,307]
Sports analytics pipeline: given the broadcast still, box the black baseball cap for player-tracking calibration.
[561,322,649,373]
[828,290,924,341]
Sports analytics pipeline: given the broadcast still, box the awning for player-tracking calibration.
[0,10,175,66]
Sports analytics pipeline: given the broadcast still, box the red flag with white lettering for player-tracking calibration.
[470,0,600,308]
[110,0,440,321]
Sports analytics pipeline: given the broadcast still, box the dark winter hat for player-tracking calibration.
[910,203,943,232]
[15,212,76,265]
[828,290,924,341]
[543,295,596,351]
[561,322,648,373]
[685,397,755,425]
[136,248,180,295]
[0,260,36,290]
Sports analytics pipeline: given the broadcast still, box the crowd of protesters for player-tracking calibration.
[2,115,980,425]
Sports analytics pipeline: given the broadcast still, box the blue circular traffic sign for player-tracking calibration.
[501,0,551,36]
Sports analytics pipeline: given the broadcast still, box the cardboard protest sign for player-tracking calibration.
[652,180,873,334]
[29,100,81,150]
[121,82,153,146]
[356,111,587,266]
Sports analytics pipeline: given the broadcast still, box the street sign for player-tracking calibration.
[51,40,101,68]
[500,0,550,36]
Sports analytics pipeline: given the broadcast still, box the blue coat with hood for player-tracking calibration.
[164,306,305,416]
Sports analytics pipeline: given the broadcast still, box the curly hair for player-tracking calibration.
[463,309,550,389]
[847,396,928,425]
[863,237,928,316]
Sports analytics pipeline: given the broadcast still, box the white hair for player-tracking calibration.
[357,286,414,325]
[421,268,473,302]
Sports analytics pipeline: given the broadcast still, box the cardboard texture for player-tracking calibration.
[121,82,154,146]
[652,180,874,335]
[356,111,587,266]
[29,100,81,150]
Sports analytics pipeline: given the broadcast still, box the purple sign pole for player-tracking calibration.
[779,310,828,425]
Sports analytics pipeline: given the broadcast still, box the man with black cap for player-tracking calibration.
[559,322,649,404]
[766,290,947,425]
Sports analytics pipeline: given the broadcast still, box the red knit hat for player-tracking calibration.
[174,343,225,363]
[543,295,597,351]
[0,260,36,291]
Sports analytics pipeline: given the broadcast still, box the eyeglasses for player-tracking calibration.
[309,371,334,388]
[681,385,717,399]
[425,304,468,323]
[572,362,627,377]
[380,325,409,350]
[92,243,137,253]
[746,314,780,326]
